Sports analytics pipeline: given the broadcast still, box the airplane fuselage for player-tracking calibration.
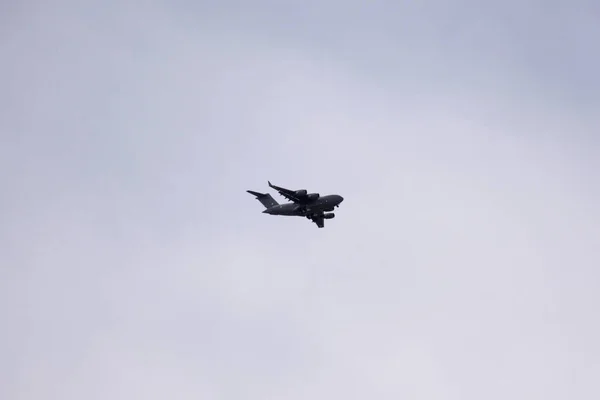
[262,194,344,217]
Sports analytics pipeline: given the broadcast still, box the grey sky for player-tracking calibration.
[1,1,599,399]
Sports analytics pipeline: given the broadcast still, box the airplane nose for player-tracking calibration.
[338,195,344,202]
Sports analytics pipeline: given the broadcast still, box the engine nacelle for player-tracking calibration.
[306,193,319,201]
[295,189,307,196]
[323,213,335,219]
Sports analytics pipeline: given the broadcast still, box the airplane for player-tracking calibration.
[247,181,344,228]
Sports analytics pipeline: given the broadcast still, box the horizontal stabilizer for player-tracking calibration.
[247,190,265,197]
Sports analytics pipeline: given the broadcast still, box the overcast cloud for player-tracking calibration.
[1,1,599,399]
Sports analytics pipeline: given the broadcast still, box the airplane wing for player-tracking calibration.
[310,214,325,228]
[268,181,305,203]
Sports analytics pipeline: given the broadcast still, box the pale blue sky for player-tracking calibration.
[1,1,598,399]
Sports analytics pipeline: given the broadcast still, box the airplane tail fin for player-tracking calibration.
[247,190,279,208]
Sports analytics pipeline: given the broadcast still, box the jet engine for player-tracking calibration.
[323,213,335,219]
[306,193,319,201]
[295,189,307,196]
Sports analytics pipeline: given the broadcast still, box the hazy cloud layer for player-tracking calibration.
[2,1,598,399]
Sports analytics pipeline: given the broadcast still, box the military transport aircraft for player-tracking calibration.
[247,181,344,228]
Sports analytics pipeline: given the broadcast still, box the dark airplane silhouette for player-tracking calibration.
[247,181,344,228]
